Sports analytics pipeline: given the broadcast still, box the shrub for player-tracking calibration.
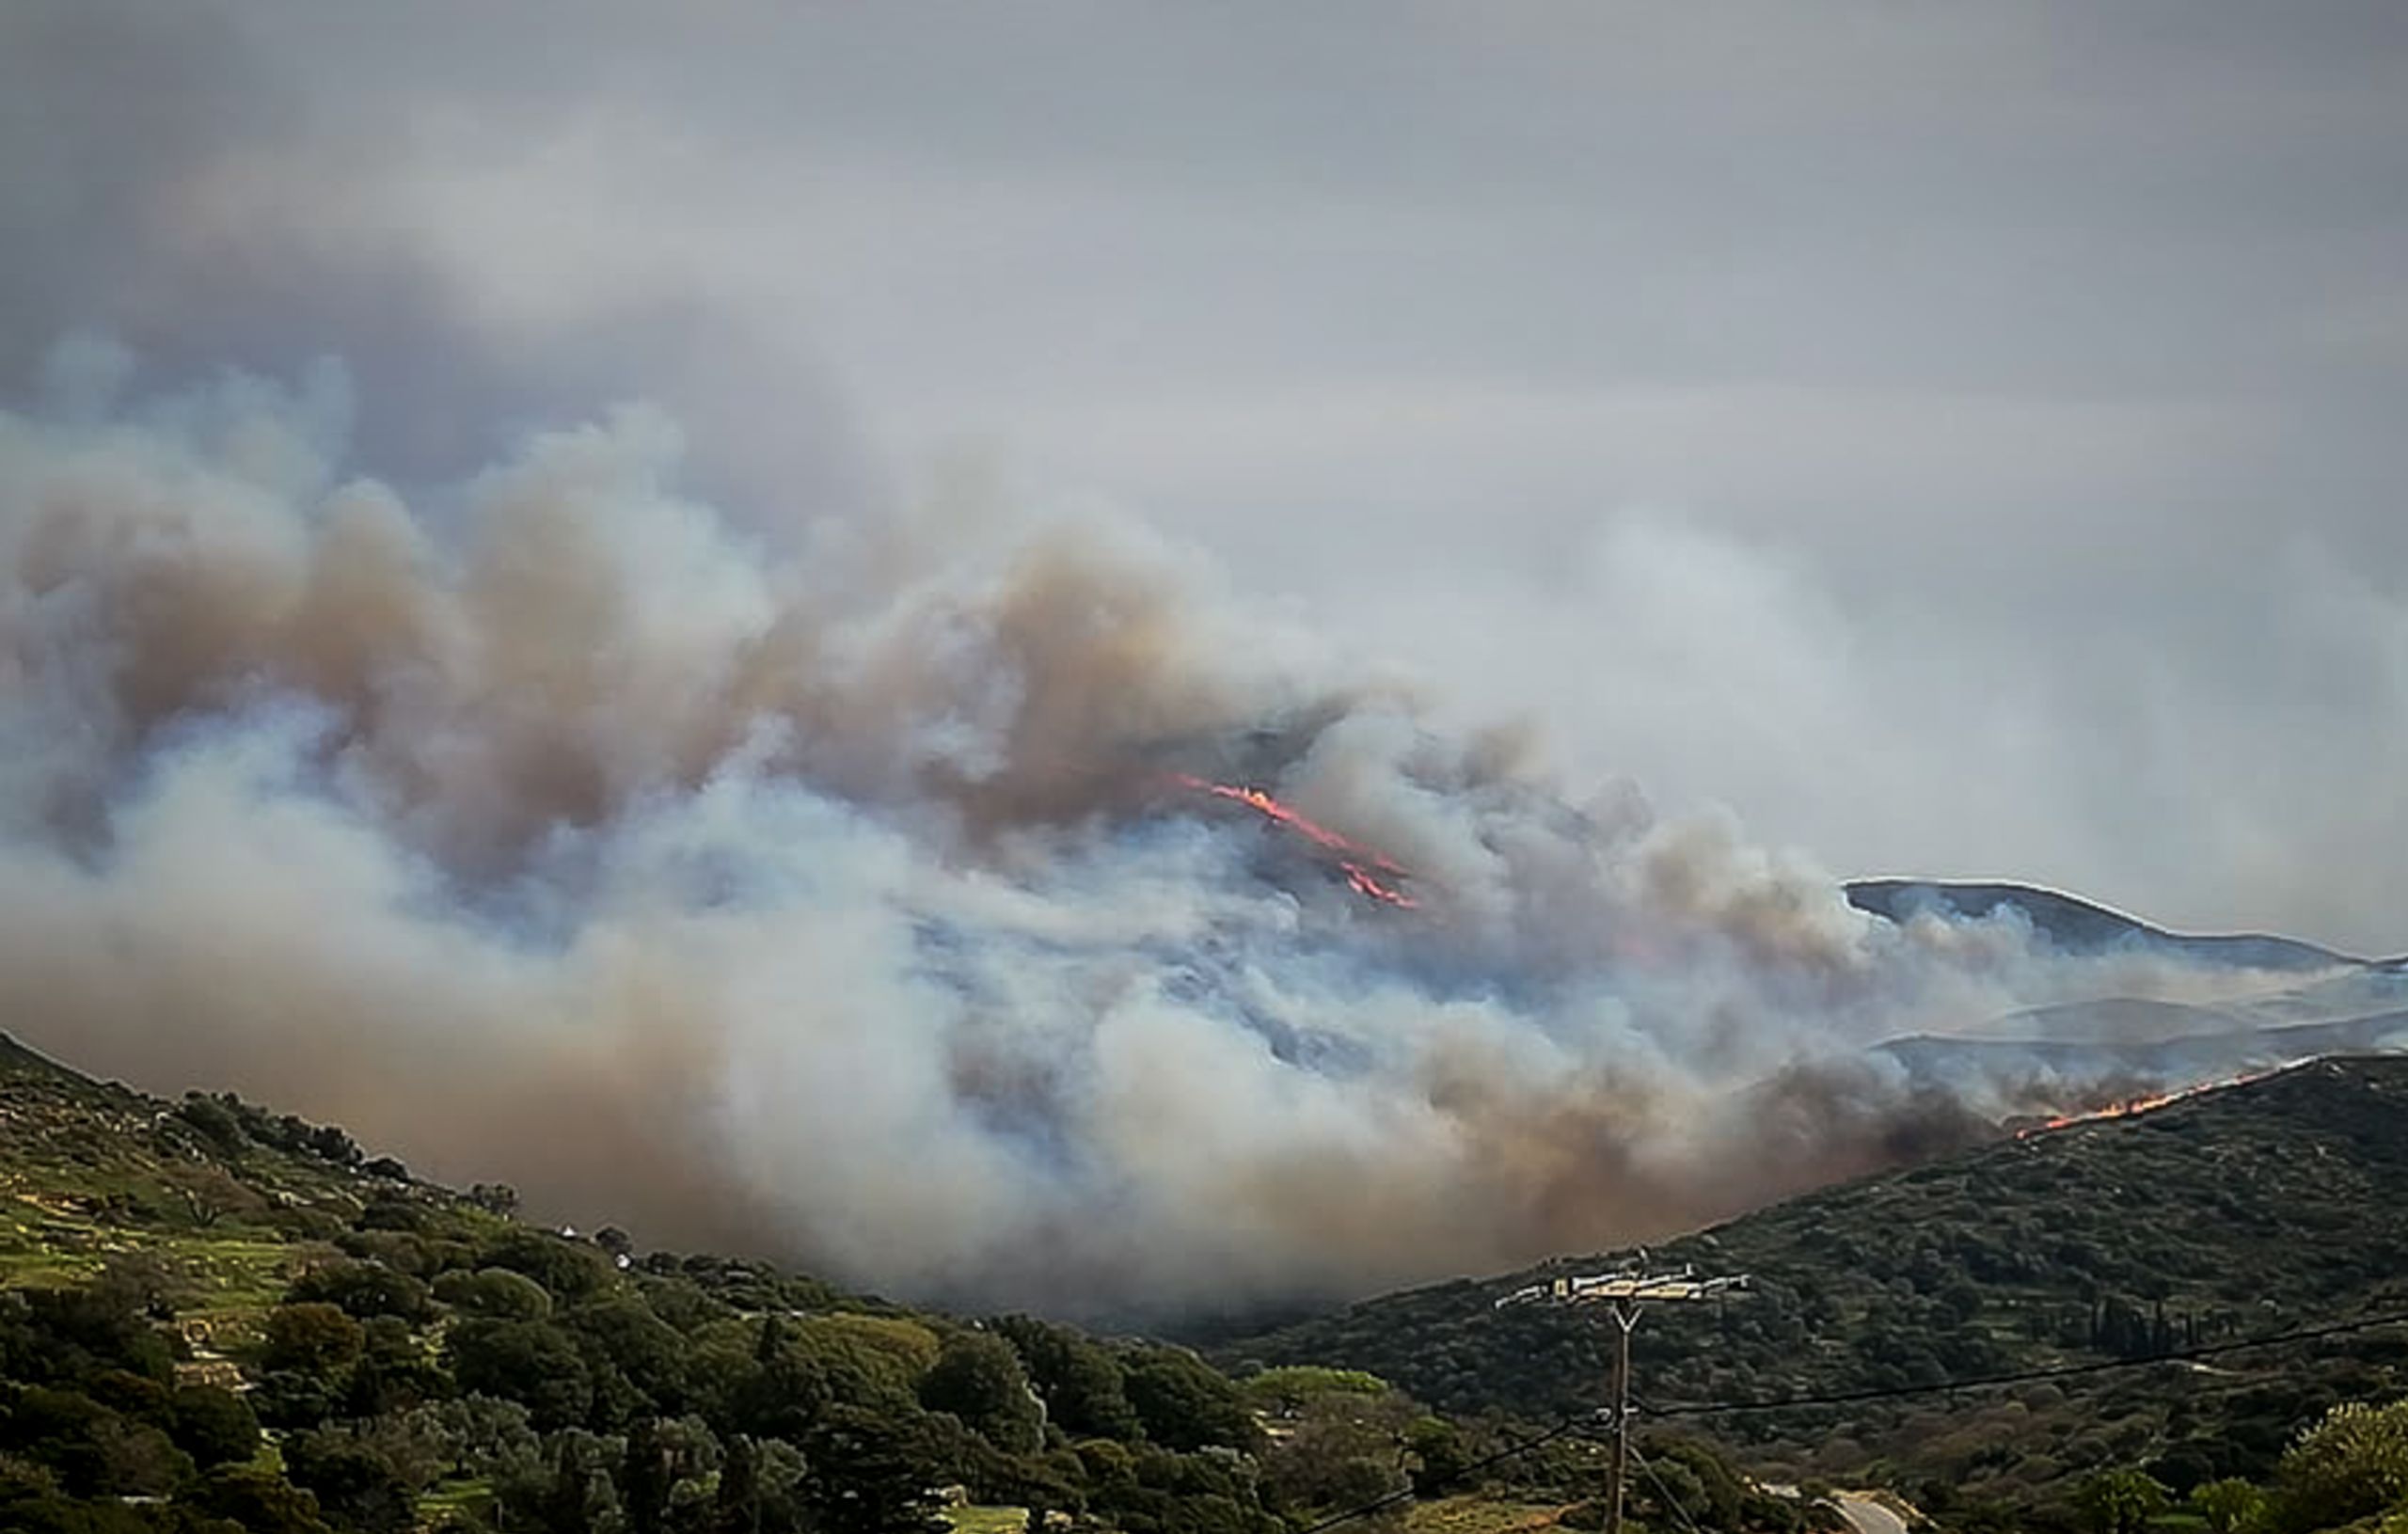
[167,1384,260,1468]
[261,1304,365,1376]
[433,1267,554,1321]
[292,1261,435,1323]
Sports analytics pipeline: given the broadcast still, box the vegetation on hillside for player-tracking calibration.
[1223,1058,2408,1513]
[9,1029,2407,1534]
[0,1033,1805,1533]
[1998,1391,2408,1534]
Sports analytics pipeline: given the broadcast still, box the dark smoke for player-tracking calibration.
[0,356,2341,1321]
[3,3,2373,1321]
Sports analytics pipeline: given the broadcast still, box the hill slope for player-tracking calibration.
[1844,879,2361,971]
[0,1033,1846,1534]
[0,1030,474,1321]
[1877,1009,2408,1089]
[0,1034,1343,1532]
[1220,1056,2408,1504]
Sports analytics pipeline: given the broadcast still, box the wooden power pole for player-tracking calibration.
[1495,1262,1748,1534]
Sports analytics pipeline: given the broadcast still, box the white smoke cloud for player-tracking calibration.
[11,0,2407,964]
[0,357,2355,1320]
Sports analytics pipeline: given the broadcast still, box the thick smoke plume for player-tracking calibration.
[0,360,2339,1321]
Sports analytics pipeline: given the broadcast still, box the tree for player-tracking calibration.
[2275,1398,2408,1534]
[726,1325,833,1445]
[1081,1442,1281,1534]
[1120,1347,1259,1453]
[0,1465,160,1534]
[93,1254,181,1323]
[622,1415,721,1534]
[434,1266,555,1321]
[715,1434,811,1534]
[2190,1477,2268,1534]
[638,1277,728,1336]
[566,1298,695,1421]
[185,1464,337,1534]
[262,1303,365,1375]
[798,1405,947,1534]
[555,1429,628,1534]
[991,1317,1141,1442]
[344,1314,446,1418]
[292,1260,435,1322]
[1404,1415,1468,1495]
[1640,1439,1749,1533]
[623,1416,676,1534]
[800,1315,941,1409]
[305,1122,365,1166]
[979,1448,1085,1532]
[81,1368,170,1427]
[920,1332,1044,1455]
[166,1383,260,1468]
[174,1094,249,1157]
[5,1285,173,1384]
[0,1385,192,1498]
[283,1428,419,1534]
[1260,1388,1416,1527]
[715,1431,765,1534]
[251,1369,341,1432]
[410,1394,540,1480]
[163,1165,252,1229]
[2074,1468,2172,1534]
[446,1319,595,1431]
[482,1231,612,1304]
[356,1195,432,1234]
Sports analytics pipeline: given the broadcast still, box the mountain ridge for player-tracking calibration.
[1844,879,2364,971]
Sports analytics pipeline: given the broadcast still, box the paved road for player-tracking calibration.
[1833,1493,1909,1534]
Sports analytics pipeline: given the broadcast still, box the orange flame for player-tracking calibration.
[2013,1064,2288,1139]
[1171,775,1420,909]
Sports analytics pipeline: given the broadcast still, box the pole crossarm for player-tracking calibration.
[1487,1262,1748,1534]
[1493,1267,1749,1309]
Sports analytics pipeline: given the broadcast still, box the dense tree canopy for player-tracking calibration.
[5,1041,2403,1534]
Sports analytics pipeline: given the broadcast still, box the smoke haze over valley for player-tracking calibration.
[4,2,2406,1322]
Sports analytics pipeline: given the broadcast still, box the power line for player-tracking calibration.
[1287,1305,2408,1534]
[1629,1443,1712,1534]
[1647,1308,2408,1419]
[1497,1260,1749,1534]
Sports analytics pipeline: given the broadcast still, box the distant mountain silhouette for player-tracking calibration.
[1846,878,2360,971]
[1964,995,2255,1045]
[1877,1008,2408,1085]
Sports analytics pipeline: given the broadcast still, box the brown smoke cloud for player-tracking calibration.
[0,361,2346,1321]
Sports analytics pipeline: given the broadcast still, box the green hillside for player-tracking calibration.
[0,1031,499,1331]
[0,1033,1811,1534]
[10,1028,2408,1533]
[1220,1057,2408,1509]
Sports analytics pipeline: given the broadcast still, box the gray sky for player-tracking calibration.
[8,0,2406,953]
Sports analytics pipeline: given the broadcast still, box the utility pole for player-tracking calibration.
[1495,1260,1748,1534]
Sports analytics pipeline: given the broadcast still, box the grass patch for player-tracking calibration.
[420,1478,494,1516]
[1404,1495,1574,1534]
[942,1507,1032,1534]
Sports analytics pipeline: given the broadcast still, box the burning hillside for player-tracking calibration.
[1166,774,1420,909]
[0,360,2378,1321]
[2008,1063,2302,1138]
